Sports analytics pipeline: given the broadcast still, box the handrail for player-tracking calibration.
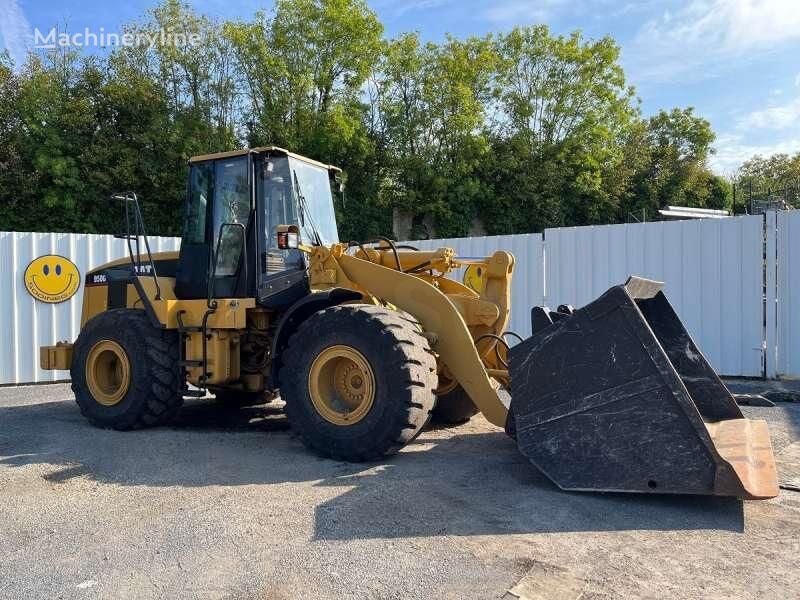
[111,191,162,300]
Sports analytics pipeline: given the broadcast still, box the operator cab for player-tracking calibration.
[175,147,341,308]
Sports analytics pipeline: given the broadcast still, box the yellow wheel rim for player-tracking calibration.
[308,345,375,426]
[86,340,131,407]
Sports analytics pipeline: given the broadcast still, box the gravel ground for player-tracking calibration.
[1,383,799,599]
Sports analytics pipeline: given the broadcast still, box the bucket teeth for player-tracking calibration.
[509,276,779,499]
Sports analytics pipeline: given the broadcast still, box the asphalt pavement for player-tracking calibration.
[1,383,799,599]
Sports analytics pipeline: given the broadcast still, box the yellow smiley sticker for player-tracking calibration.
[24,255,81,304]
[463,264,487,294]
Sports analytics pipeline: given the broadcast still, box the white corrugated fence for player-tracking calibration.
[776,210,800,378]
[544,217,765,377]
[0,232,180,385]
[2,211,798,384]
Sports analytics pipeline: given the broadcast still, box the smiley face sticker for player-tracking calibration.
[24,255,80,303]
[462,264,487,294]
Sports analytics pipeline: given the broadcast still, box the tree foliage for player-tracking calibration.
[0,0,754,238]
[737,153,800,190]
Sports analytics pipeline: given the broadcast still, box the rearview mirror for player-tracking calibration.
[212,222,246,277]
[332,173,345,193]
[207,222,247,307]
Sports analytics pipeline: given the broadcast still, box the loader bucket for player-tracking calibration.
[508,276,778,499]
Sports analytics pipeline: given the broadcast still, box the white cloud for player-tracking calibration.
[737,96,800,131]
[0,0,31,66]
[479,0,564,24]
[711,133,800,173]
[639,0,800,51]
[716,73,800,173]
[381,0,452,18]
[629,0,800,83]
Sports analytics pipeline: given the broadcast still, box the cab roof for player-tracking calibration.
[188,146,342,173]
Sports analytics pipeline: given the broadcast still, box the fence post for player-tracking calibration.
[765,211,777,378]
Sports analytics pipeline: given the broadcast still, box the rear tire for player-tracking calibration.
[432,385,479,424]
[71,309,182,430]
[279,304,437,461]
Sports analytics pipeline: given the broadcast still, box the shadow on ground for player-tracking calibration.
[0,395,756,538]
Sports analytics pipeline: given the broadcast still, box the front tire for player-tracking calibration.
[71,309,182,430]
[279,304,437,461]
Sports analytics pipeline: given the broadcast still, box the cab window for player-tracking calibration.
[184,162,212,245]
[260,156,304,274]
[212,158,250,277]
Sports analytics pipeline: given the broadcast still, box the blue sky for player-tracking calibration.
[2,0,799,173]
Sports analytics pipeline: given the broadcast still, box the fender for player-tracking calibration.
[269,287,363,387]
[335,253,512,427]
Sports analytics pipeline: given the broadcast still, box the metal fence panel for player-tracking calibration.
[406,234,545,338]
[0,232,180,385]
[777,210,800,378]
[544,216,764,377]
[766,212,778,378]
[0,215,778,384]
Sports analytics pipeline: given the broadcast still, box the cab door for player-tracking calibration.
[209,156,253,298]
[254,155,309,308]
[175,155,254,300]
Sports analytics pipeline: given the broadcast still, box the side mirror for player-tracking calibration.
[208,222,247,307]
[276,224,300,249]
[212,222,246,276]
[110,191,140,204]
[332,173,345,193]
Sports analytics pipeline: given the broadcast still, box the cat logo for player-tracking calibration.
[24,255,81,304]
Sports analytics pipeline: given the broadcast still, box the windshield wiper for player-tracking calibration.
[293,170,323,246]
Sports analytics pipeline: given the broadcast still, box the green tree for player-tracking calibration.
[101,0,240,233]
[739,153,800,186]
[623,107,723,218]
[0,0,741,239]
[224,0,384,239]
[370,33,496,238]
[481,26,637,232]
[0,52,32,231]
[4,49,103,232]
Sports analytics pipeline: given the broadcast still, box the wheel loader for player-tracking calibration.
[40,147,778,499]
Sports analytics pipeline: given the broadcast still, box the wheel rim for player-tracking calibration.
[308,345,375,426]
[86,340,131,406]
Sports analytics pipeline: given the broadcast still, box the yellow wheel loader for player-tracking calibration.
[40,147,779,499]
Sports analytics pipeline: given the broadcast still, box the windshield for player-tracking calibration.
[288,157,339,245]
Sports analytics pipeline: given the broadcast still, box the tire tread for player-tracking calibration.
[279,304,437,461]
[70,309,182,430]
